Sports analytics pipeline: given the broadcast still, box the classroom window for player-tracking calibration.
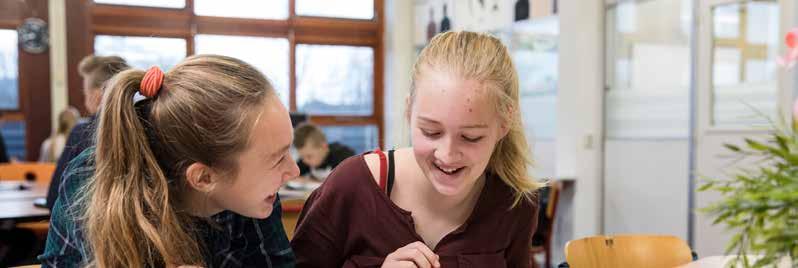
[0,30,19,110]
[195,35,290,106]
[295,0,374,20]
[320,125,378,154]
[711,1,779,127]
[296,44,374,116]
[94,35,186,71]
[194,0,289,20]
[69,0,384,147]
[94,0,185,9]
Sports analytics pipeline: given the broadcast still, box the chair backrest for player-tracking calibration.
[0,162,56,186]
[539,180,562,245]
[564,234,693,268]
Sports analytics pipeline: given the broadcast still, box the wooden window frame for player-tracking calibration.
[67,0,384,148]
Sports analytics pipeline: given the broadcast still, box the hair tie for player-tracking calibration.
[140,66,164,97]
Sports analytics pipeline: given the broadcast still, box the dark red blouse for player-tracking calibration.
[291,154,539,268]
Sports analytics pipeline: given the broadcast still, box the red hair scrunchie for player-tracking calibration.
[140,66,164,97]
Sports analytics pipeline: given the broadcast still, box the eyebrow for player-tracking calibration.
[418,116,488,129]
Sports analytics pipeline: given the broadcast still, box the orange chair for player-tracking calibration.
[530,180,562,268]
[0,162,56,186]
[564,234,693,268]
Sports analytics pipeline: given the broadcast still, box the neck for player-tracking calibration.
[180,189,223,217]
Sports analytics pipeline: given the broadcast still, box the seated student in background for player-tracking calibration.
[38,107,80,163]
[292,31,543,268]
[40,55,299,267]
[45,55,130,209]
[293,122,355,181]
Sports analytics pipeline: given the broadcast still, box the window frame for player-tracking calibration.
[0,0,52,161]
[67,0,384,148]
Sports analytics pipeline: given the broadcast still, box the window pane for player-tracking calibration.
[195,35,290,107]
[1,120,25,160]
[296,44,374,116]
[0,30,19,110]
[94,35,186,71]
[711,1,779,127]
[605,0,692,138]
[94,0,185,8]
[194,0,288,20]
[296,0,374,20]
[320,125,377,154]
[512,18,558,140]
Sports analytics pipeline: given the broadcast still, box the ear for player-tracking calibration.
[498,120,510,140]
[185,162,217,193]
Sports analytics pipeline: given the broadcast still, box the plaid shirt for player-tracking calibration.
[39,148,296,267]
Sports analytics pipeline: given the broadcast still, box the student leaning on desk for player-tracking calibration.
[293,122,355,182]
[39,55,299,267]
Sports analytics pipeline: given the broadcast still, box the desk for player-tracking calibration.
[0,199,50,222]
[0,182,50,222]
[677,256,792,268]
[281,198,306,239]
[0,182,48,201]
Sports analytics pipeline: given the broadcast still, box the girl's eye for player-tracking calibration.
[273,155,286,168]
[421,129,441,137]
[463,136,483,143]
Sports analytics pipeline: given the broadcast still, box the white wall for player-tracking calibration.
[604,140,689,239]
[557,0,605,238]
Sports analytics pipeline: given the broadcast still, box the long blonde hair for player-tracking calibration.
[411,31,543,206]
[45,107,79,162]
[83,55,276,267]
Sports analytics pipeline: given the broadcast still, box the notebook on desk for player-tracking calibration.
[33,197,47,208]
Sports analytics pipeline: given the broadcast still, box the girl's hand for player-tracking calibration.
[381,241,441,268]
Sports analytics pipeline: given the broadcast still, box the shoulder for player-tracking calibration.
[488,174,540,218]
[61,147,96,199]
[319,154,373,193]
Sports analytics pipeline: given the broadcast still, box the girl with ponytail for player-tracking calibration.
[41,55,299,267]
[292,31,544,268]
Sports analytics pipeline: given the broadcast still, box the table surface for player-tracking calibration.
[0,199,49,221]
[676,256,793,268]
[0,182,48,201]
[0,181,49,222]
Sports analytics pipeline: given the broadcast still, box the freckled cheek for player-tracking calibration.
[412,139,436,159]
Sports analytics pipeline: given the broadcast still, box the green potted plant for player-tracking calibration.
[699,99,798,267]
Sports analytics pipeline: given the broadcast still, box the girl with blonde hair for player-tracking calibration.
[40,55,299,267]
[38,106,80,162]
[292,31,543,267]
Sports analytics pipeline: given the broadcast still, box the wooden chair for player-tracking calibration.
[530,180,562,268]
[564,234,693,268]
[0,162,56,186]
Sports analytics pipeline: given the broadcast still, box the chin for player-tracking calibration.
[428,172,467,196]
[242,203,274,219]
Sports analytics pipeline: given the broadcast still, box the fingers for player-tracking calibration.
[387,241,439,268]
